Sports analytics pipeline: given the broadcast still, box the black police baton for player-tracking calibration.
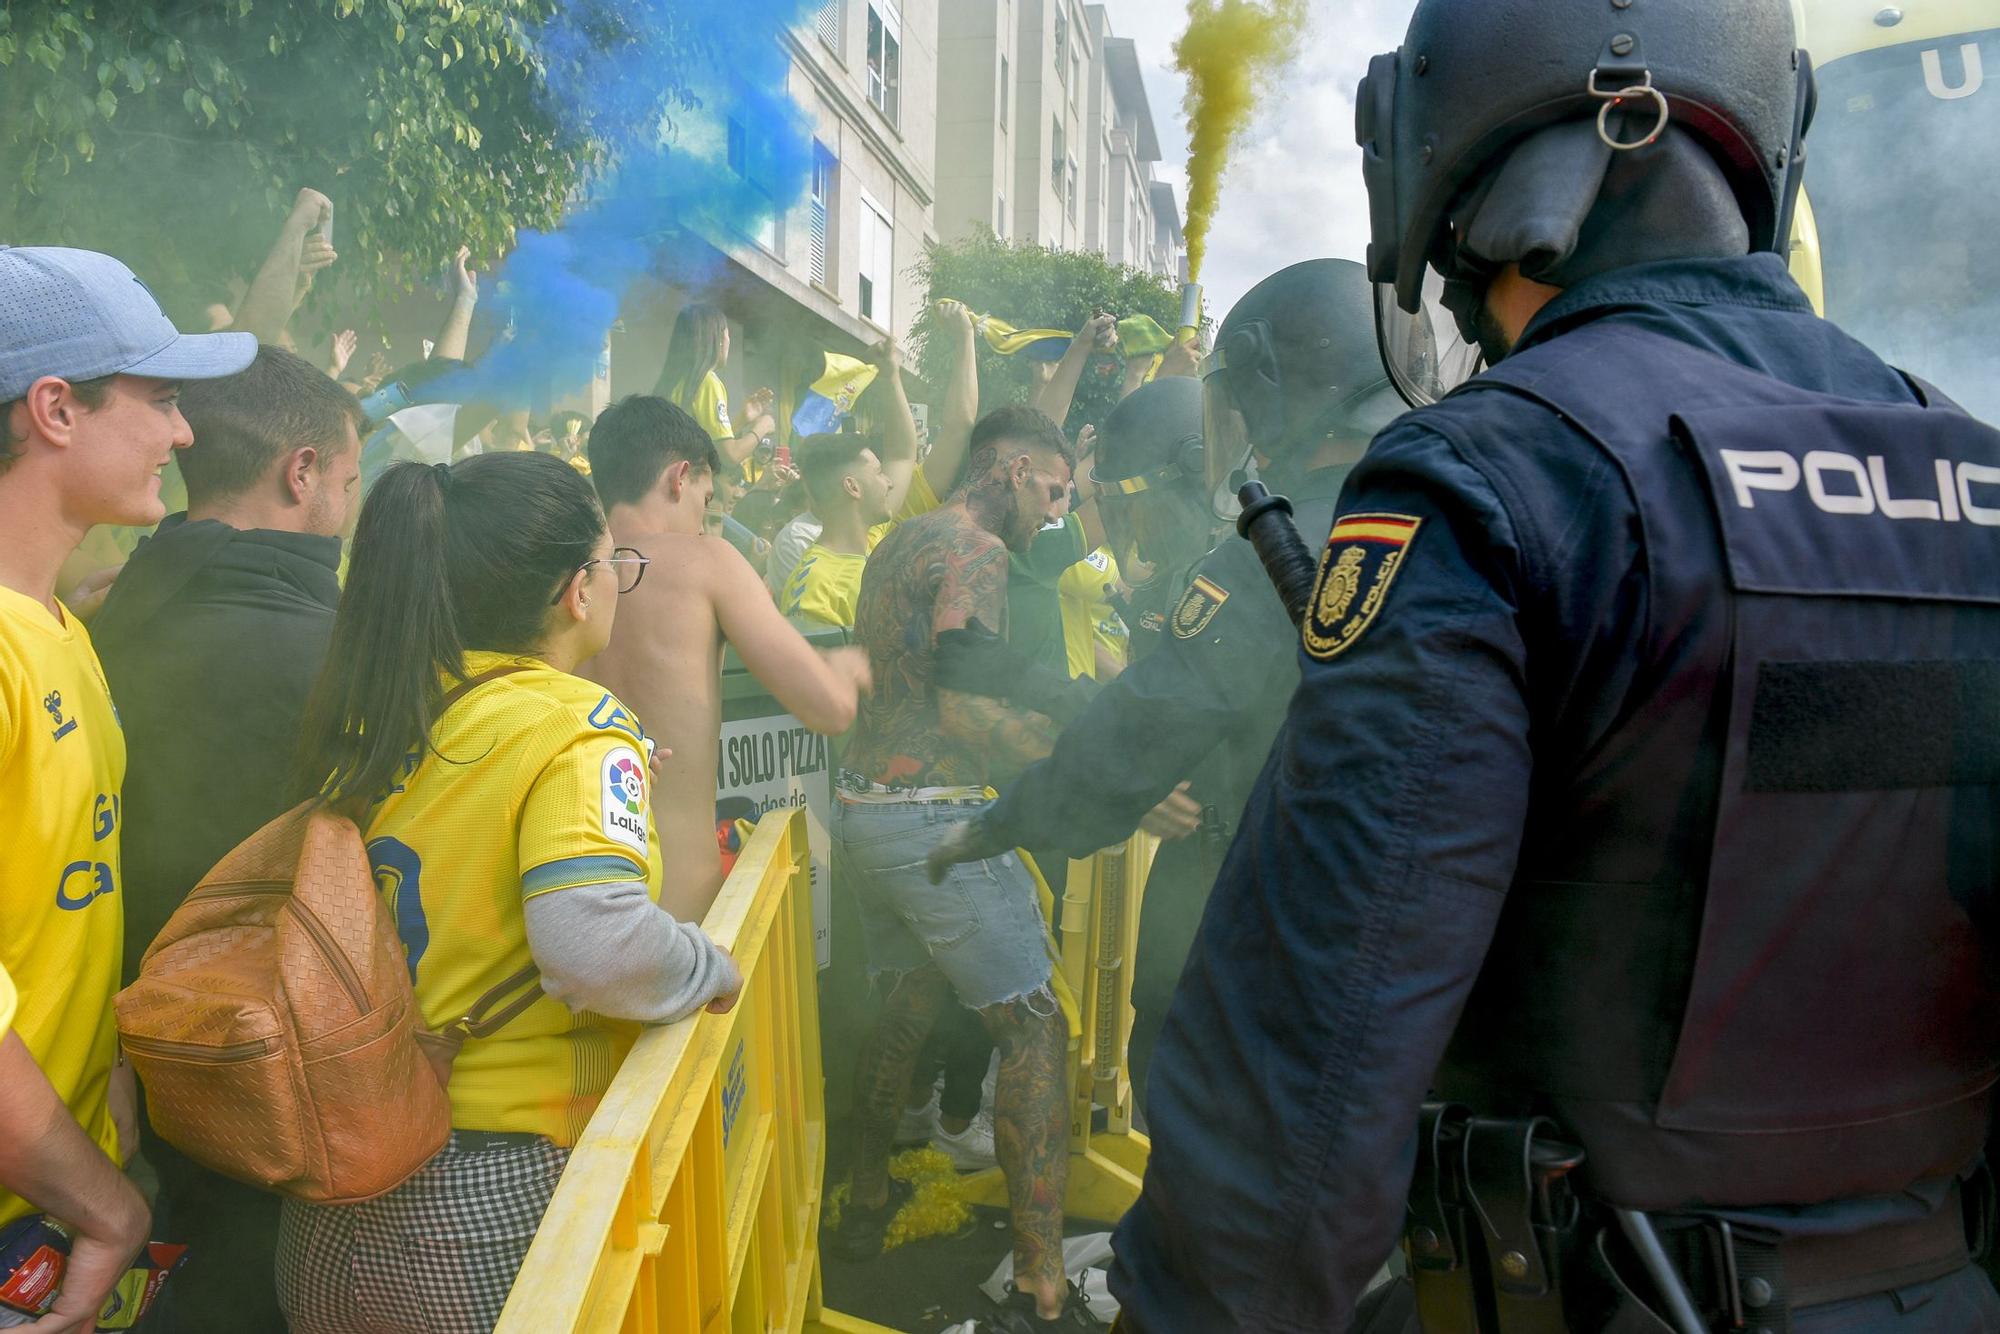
[1235,480,1318,628]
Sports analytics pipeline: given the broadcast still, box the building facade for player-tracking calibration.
[607,0,1182,427]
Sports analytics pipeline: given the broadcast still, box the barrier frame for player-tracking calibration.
[497,810,891,1334]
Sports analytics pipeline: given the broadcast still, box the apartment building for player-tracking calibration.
[933,0,1183,281]
[608,0,941,421]
[605,0,1181,421]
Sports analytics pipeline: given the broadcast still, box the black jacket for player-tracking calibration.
[91,515,341,982]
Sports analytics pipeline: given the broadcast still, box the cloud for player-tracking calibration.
[1116,0,1411,320]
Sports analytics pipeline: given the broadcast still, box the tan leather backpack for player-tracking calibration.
[114,666,543,1203]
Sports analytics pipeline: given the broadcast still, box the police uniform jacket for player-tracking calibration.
[982,467,1351,1014]
[1107,254,2000,1331]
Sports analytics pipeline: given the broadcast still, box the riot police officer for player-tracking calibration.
[927,259,1405,1113]
[1108,1,2000,1331]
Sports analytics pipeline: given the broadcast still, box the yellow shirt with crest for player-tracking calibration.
[0,589,125,1228]
[1059,547,1130,680]
[363,652,663,1145]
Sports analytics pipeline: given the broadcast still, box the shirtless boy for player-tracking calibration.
[584,397,870,922]
[832,405,1099,1333]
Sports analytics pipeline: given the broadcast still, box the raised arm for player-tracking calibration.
[716,387,775,468]
[710,541,871,733]
[869,336,922,509]
[1034,311,1118,429]
[234,187,335,344]
[926,301,981,495]
[433,246,480,362]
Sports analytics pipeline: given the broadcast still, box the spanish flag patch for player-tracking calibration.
[1171,574,1230,639]
[1303,513,1421,662]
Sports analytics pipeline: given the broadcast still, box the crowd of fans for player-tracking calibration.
[0,184,1199,1334]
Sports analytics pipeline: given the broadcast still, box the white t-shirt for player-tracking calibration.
[765,512,823,597]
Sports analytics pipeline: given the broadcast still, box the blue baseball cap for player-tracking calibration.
[0,246,256,402]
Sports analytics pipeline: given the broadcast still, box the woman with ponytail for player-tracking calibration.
[277,452,740,1332]
[653,301,774,475]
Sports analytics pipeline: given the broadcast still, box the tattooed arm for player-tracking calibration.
[931,521,1064,778]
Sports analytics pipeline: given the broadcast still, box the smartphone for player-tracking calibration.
[318,200,334,251]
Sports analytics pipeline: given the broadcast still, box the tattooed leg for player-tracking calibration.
[851,964,953,1208]
[979,991,1071,1318]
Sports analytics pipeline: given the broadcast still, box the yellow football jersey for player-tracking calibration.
[0,588,125,1228]
[363,651,664,1145]
[781,544,866,628]
[0,960,14,1039]
[1059,548,1126,680]
[782,465,943,629]
[683,370,733,445]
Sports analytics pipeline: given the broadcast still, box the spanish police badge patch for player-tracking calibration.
[1171,575,1230,639]
[1303,513,1421,661]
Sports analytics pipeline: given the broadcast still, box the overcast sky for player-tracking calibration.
[1110,0,1413,320]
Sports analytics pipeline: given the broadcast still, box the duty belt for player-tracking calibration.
[1403,1102,1976,1333]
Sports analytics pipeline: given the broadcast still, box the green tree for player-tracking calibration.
[0,0,681,321]
[911,227,1187,435]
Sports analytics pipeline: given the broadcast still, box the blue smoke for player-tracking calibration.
[441,0,814,407]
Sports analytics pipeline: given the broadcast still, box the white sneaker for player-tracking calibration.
[896,1091,940,1146]
[933,1115,998,1171]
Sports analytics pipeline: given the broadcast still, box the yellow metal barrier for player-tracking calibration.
[497,810,891,1334]
[961,835,1156,1223]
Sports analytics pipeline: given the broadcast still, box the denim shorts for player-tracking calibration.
[832,795,1055,1009]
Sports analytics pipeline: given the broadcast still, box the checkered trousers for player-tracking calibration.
[276,1132,570,1334]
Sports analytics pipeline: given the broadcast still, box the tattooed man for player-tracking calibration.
[831,404,1100,1332]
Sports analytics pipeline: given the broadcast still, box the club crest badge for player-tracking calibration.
[1171,575,1230,640]
[1303,513,1421,662]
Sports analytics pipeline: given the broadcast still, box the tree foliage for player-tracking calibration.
[0,0,691,321]
[911,227,1186,434]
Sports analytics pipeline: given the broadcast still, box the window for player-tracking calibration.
[866,1,902,127]
[1071,45,1082,104]
[1066,156,1078,223]
[810,142,836,289]
[1051,117,1065,195]
[859,191,893,326]
[996,192,1007,238]
[1053,7,1068,86]
[728,118,781,254]
[814,0,842,56]
[999,55,1009,130]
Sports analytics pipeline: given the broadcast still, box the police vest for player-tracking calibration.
[1436,322,2000,1212]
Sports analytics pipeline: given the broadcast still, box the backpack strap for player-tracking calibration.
[438,662,532,712]
[440,965,547,1044]
[433,663,545,1044]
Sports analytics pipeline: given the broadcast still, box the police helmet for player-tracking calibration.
[1201,258,1406,519]
[1093,377,1207,569]
[1357,0,1816,402]
[1095,377,1204,498]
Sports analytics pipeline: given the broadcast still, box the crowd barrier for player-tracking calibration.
[497,810,891,1334]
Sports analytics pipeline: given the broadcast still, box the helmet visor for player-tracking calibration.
[1374,270,1483,408]
[1200,357,1257,523]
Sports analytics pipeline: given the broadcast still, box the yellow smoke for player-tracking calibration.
[1173,0,1307,281]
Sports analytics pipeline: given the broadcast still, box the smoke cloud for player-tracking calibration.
[443,0,813,406]
[1173,0,1307,281]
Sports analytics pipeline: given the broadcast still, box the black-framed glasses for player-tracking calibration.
[552,546,650,604]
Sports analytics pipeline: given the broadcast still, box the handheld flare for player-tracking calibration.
[1177,282,1203,346]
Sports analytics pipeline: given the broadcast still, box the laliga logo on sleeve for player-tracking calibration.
[602,747,649,853]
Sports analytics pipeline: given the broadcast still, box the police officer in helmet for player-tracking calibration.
[927,259,1403,1112]
[1109,0,2000,1330]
